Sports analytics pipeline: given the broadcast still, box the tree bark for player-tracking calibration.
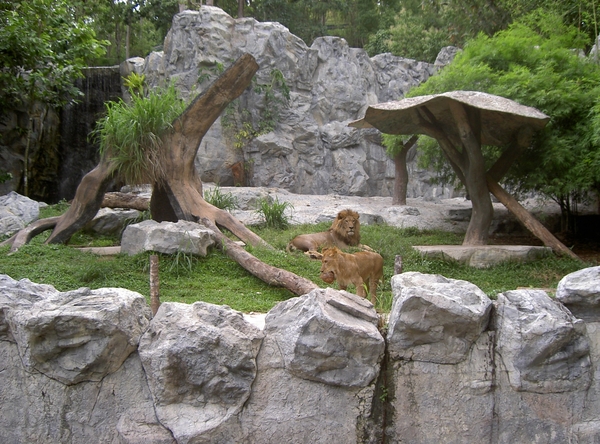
[102,192,150,211]
[201,218,319,296]
[450,102,493,245]
[393,135,418,206]
[486,176,580,260]
[46,158,119,244]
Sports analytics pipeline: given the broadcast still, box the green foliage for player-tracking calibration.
[407,10,600,228]
[0,0,107,112]
[123,72,146,97]
[223,69,290,149]
[384,0,511,62]
[204,185,238,211]
[254,197,294,230]
[0,202,592,313]
[0,172,13,184]
[92,82,187,185]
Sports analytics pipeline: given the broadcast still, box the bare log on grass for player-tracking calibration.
[102,192,150,211]
[201,218,319,296]
[1,217,61,253]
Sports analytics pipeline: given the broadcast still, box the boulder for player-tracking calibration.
[0,191,39,237]
[556,266,600,321]
[121,220,216,256]
[495,289,591,393]
[138,301,263,443]
[387,271,492,363]
[264,287,384,387]
[84,207,142,235]
[5,282,151,385]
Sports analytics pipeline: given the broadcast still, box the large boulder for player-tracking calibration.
[138,301,263,443]
[556,265,600,321]
[121,220,216,256]
[387,271,492,364]
[264,287,384,387]
[4,279,151,385]
[130,6,455,198]
[0,191,39,237]
[495,289,591,394]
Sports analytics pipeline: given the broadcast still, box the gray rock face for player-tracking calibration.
[264,287,384,387]
[139,302,263,443]
[131,6,450,198]
[121,219,216,256]
[495,289,591,393]
[556,265,600,321]
[0,191,40,237]
[2,266,600,443]
[388,271,492,363]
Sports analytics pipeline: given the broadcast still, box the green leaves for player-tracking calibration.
[408,10,600,221]
[92,80,187,184]
[0,0,107,110]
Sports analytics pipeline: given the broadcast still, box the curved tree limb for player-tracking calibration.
[486,175,580,260]
[1,217,61,253]
[201,218,319,296]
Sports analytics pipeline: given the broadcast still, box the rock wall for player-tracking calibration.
[1,266,599,443]
[125,6,457,199]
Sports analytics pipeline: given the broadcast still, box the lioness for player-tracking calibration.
[286,209,361,254]
[319,246,384,305]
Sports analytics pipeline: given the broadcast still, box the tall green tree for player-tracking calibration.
[0,0,107,111]
[398,10,600,231]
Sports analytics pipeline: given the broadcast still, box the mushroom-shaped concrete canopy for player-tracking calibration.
[349,90,550,146]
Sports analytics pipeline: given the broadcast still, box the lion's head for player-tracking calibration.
[330,209,360,246]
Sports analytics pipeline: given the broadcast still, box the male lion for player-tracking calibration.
[319,246,384,305]
[286,209,362,255]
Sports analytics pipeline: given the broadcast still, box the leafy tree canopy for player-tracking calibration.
[0,0,107,111]
[399,10,600,215]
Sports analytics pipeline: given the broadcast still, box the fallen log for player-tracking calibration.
[201,218,319,296]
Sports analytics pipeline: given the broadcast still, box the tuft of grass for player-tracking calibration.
[91,82,187,185]
[204,185,238,211]
[0,201,594,314]
[254,197,293,229]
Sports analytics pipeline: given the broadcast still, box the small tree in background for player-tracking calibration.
[402,10,600,232]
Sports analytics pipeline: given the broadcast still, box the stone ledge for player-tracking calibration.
[413,244,553,268]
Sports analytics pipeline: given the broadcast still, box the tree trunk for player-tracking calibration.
[201,218,319,296]
[486,176,580,260]
[392,135,418,206]
[102,192,150,211]
[449,102,493,246]
[47,158,119,244]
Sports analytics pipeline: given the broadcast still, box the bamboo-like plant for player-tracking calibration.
[92,79,187,185]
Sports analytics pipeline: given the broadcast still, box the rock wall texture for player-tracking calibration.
[124,6,457,199]
[1,266,600,443]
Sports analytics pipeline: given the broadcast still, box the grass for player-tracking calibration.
[0,203,594,314]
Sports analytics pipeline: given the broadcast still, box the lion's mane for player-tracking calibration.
[286,209,361,253]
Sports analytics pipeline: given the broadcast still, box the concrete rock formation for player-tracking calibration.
[1,266,600,443]
[121,220,217,256]
[126,6,449,198]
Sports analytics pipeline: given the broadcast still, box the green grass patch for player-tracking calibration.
[1,202,593,313]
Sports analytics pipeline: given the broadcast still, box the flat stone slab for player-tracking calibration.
[413,245,552,268]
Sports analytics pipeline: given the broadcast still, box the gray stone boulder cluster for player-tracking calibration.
[1,266,600,443]
[125,6,457,199]
[0,191,40,238]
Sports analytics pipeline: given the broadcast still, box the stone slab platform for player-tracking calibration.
[413,245,553,268]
